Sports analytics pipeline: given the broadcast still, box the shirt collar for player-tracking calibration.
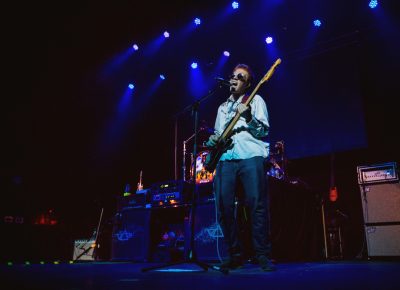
[227,94,245,103]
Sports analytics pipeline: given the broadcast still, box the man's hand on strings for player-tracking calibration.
[205,134,219,147]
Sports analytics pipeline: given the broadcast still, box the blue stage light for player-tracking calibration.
[191,62,198,69]
[369,0,378,9]
[223,51,230,57]
[163,31,170,38]
[128,83,135,89]
[160,74,165,80]
[132,44,139,51]
[232,2,239,9]
[265,36,273,44]
[313,19,322,27]
[194,18,201,25]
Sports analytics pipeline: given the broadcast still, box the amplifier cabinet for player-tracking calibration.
[359,182,400,223]
[365,225,400,256]
[111,208,151,261]
[185,202,228,262]
[359,180,400,257]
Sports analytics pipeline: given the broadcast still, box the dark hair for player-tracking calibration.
[233,63,255,83]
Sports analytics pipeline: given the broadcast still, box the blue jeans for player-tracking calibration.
[214,156,271,258]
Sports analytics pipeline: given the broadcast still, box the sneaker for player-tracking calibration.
[219,255,244,270]
[258,255,276,272]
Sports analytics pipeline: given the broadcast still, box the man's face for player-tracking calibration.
[230,68,250,95]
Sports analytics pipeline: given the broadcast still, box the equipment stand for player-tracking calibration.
[142,85,228,274]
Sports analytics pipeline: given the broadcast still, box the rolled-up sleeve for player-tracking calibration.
[246,95,269,138]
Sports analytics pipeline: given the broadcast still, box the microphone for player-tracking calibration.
[215,77,231,87]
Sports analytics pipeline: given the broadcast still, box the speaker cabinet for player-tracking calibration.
[365,225,400,256]
[187,202,228,261]
[359,182,400,256]
[111,208,151,261]
[359,182,400,223]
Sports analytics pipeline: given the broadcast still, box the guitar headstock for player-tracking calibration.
[261,58,282,84]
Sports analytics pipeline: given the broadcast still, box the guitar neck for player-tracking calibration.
[137,170,143,190]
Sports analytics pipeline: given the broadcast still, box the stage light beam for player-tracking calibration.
[232,2,239,9]
[223,51,230,57]
[265,36,273,44]
[191,62,198,69]
[163,31,170,38]
[160,74,166,80]
[194,18,201,25]
[128,83,135,90]
[132,44,139,51]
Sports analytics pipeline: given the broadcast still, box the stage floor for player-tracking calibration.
[2,260,399,290]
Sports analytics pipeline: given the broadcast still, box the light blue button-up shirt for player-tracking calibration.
[214,94,270,161]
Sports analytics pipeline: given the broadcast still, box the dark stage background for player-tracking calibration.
[2,0,400,261]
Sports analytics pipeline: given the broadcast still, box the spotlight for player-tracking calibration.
[223,51,230,57]
[194,18,201,25]
[232,2,239,9]
[313,19,322,27]
[191,62,198,69]
[163,31,170,38]
[369,0,378,9]
[265,36,273,44]
[160,74,166,80]
[128,83,135,89]
[132,44,139,51]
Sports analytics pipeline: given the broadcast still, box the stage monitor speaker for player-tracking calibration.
[111,208,151,261]
[187,202,228,262]
[365,225,400,256]
[359,182,400,223]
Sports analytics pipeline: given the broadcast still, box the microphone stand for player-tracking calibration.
[142,83,228,274]
[183,133,195,182]
[182,126,209,182]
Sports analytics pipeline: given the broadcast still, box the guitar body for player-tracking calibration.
[204,138,232,172]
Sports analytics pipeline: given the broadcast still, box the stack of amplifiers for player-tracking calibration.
[112,189,152,261]
[357,162,400,257]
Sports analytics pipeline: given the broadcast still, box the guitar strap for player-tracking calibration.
[241,94,250,104]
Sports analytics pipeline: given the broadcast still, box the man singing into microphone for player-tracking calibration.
[205,64,275,271]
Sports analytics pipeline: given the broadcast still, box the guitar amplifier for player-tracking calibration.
[150,180,187,207]
[150,180,214,207]
[117,189,151,210]
[73,239,96,261]
[357,162,398,185]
